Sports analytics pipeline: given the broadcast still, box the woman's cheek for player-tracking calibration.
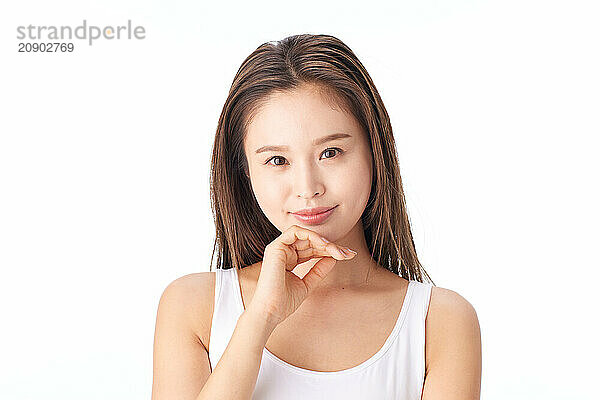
[253,174,285,214]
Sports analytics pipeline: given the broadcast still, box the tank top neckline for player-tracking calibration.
[225,266,416,377]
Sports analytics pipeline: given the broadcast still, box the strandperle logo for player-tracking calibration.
[16,20,146,46]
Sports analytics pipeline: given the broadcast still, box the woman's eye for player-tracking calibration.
[264,148,343,167]
[268,156,286,166]
[322,148,340,159]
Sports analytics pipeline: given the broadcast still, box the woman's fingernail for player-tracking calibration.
[322,237,330,243]
[344,247,357,254]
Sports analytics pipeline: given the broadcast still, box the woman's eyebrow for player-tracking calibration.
[255,133,352,154]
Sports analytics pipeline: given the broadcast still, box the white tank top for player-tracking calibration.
[208,267,433,400]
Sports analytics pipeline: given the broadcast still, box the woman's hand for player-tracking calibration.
[246,224,357,327]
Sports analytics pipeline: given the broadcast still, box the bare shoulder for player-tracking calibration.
[153,273,216,399]
[159,272,216,351]
[428,286,479,324]
[426,286,480,348]
[424,285,482,399]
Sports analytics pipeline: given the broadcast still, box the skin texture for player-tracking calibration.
[243,83,379,293]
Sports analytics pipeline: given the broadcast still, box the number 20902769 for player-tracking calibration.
[18,42,74,52]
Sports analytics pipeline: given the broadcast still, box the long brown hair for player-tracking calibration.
[209,33,435,285]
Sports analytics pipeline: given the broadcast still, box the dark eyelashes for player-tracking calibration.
[264,147,344,166]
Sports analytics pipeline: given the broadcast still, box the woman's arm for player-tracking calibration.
[422,287,482,400]
[151,274,212,399]
[151,273,279,400]
[195,309,278,400]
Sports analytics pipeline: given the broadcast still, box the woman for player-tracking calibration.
[152,33,481,400]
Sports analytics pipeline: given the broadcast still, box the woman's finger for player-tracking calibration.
[278,225,355,262]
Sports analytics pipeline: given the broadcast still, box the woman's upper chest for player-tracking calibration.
[239,266,411,372]
[263,300,403,371]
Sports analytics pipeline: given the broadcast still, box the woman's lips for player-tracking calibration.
[291,205,337,225]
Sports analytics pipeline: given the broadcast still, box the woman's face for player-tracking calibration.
[243,85,373,242]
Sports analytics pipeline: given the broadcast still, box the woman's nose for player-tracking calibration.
[294,166,325,199]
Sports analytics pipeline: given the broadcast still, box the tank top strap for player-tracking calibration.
[208,268,245,371]
[399,279,433,394]
[410,280,434,323]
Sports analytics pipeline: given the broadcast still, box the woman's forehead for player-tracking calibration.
[246,90,360,144]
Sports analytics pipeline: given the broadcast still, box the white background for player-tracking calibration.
[1,0,598,399]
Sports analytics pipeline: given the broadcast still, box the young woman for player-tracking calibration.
[152,34,482,400]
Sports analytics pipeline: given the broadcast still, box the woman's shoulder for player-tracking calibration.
[425,284,481,373]
[428,285,478,319]
[159,272,217,351]
[162,272,216,307]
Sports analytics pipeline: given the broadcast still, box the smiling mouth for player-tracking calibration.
[291,206,337,216]
[290,205,338,225]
